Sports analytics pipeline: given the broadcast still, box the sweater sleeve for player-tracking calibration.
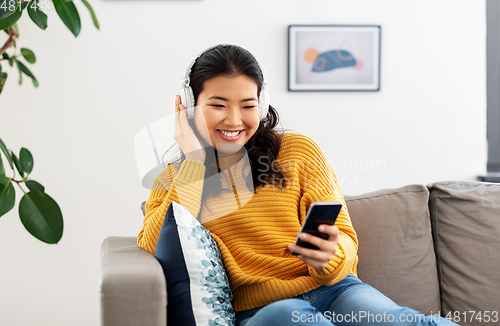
[137,159,206,255]
[297,136,358,286]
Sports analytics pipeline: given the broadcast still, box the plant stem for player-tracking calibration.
[0,56,19,60]
[15,181,27,195]
[8,171,29,183]
[0,26,19,56]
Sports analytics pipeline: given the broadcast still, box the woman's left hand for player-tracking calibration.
[288,224,339,270]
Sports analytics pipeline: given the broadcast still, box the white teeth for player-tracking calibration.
[219,130,240,137]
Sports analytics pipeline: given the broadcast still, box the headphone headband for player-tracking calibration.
[182,42,268,88]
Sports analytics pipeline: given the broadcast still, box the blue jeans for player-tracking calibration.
[235,274,459,326]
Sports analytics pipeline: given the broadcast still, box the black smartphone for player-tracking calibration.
[291,201,343,255]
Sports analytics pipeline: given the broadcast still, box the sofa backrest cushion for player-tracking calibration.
[428,181,500,326]
[345,184,441,315]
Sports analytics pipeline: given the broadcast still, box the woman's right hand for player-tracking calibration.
[174,95,206,164]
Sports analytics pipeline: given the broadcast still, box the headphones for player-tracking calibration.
[179,43,270,121]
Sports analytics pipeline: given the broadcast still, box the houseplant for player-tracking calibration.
[0,0,99,244]
[1,0,99,93]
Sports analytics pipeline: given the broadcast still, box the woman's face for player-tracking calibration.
[194,74,261,155]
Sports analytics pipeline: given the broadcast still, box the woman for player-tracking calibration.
[137,44,458,326]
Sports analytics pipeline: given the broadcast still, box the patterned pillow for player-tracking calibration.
[154,201,235,326]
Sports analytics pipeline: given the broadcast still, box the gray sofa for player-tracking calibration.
[99,181,500,326]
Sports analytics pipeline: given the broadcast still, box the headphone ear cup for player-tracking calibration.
[179,86,196,120]
[259,88,270,121]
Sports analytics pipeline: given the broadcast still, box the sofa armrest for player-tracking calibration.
[99,236,166,326]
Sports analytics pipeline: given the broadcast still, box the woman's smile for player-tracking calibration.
[217,129,244,140]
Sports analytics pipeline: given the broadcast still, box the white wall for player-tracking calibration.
[0,0,486,325]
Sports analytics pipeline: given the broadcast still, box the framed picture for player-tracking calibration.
[288,25,381,91]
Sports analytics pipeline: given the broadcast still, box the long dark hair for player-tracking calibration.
[164,44,290,205]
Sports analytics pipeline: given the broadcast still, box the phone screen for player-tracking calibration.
[292,202,342,253]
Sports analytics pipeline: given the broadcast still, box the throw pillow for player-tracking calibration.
[154,201,235,326]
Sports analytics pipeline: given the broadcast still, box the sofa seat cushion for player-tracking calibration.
[428,181,500,326]
[345,184,440,315]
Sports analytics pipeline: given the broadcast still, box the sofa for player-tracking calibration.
[99,181,500,326]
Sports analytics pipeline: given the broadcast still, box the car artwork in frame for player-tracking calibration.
[288,25,381,91]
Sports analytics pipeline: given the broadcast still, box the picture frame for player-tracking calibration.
[288,25,381,91]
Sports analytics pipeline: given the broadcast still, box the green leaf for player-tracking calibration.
[16,60,38,85]
[81,0,99,30]
[3,53,13,66]
[32,78,38,87]
[25,180,44,195]
[0,3,22,30]
[0,1,18,20]
[27,0,48,30]
[20,147,33,174]
[0,72,7,95]
[19,192,63,244]
[0,180,15,218]
[52,0,81,37]
[0,156,7,185]
[15,59,22,85]
[21,48,36,64]
[11,150,24,177]
[0,138,13,169]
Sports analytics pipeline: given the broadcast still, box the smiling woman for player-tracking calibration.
[161,44,288,198]
[137,44,457,326]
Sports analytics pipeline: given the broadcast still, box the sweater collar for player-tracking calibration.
[217,148,247,171]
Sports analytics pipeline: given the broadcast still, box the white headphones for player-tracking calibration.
[179,43,270,121]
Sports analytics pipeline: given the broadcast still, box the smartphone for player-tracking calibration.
[291,201,343,255]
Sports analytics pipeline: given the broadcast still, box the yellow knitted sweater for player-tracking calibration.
[137,132,358,312]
